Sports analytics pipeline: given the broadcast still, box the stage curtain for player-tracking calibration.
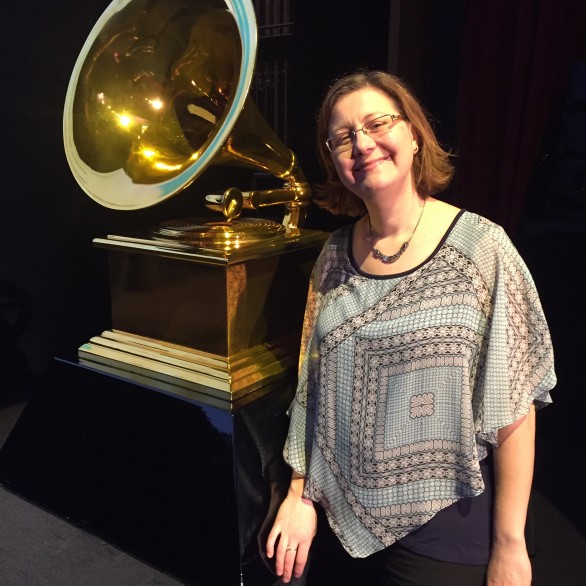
[453,0,586,235]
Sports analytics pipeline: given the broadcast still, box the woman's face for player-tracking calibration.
[327,87,418,201]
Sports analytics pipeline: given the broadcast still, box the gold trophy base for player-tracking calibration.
[79,329,299,401]
[79,229,326,401]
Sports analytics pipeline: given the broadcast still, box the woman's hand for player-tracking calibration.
[266,477,317,583]
[487,539,532,585]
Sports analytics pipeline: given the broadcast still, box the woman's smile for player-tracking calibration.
[352,154,392,174]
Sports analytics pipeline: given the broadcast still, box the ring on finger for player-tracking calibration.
[285,546,297,552]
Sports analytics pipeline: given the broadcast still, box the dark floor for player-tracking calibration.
[0,402,185,586]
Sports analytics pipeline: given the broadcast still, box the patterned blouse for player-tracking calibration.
[283,210,556,559]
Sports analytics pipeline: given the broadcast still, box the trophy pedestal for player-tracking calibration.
[0,231,324,582]
[0,358,294,585]
[80,229,326,400]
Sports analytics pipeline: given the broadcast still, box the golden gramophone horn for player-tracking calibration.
[63,0,311,242]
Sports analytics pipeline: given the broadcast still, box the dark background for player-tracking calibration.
[1,0,585,550]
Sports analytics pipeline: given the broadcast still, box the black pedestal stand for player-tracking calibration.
[0,358,293,585]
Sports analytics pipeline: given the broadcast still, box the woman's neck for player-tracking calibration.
[364,188,425,238]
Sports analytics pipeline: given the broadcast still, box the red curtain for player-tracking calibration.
[453,0,586,235]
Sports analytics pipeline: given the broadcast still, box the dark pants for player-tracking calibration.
[306,507,487,586]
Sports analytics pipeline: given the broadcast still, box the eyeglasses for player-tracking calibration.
[325,114,406,154]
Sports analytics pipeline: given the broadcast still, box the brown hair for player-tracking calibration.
[314,70,455,216]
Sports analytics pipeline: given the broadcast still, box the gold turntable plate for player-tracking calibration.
[153,217,286,248]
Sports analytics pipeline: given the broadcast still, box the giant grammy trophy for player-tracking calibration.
[64,0,326,400]
[0,1,323,583]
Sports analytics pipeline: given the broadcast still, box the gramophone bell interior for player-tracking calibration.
[63,0,311,235]
[64,0,256,209]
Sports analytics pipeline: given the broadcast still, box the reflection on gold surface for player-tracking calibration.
[64,0,311,231]
[79,329,297,400]
[73,4,239,183]
[152,217,287,248]
[79,231,326,399]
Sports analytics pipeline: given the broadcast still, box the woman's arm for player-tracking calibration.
[487,404,536,586]
[266,471,317,583]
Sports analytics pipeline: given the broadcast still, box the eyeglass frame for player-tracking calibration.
[325,113,406,154]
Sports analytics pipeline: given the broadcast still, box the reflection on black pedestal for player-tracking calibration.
[0,358,294,585]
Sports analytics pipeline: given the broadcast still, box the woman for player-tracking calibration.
[266,71,556,585]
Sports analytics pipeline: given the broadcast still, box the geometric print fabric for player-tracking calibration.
[284,211,556,557]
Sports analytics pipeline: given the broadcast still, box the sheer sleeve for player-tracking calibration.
[282,228,351,476]
[472,221,556,448]
[282,251,324,476]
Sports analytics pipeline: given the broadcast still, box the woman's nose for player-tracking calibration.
[352,129,376,153]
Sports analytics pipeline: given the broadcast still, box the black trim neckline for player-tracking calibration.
[348,209,466,279]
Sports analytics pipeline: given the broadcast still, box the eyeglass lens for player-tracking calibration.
[327,114,401,153]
